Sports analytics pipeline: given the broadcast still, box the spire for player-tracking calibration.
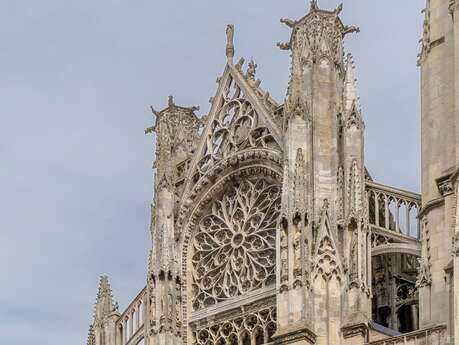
[94,275,118,322]
[344,54,363,129]
[344,54,359,113]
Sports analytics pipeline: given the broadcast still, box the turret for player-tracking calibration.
[87,275,119,345]
[279,0,360,216]
[417,0,459,338]
[275,2,369,345]
[145,97,202,345]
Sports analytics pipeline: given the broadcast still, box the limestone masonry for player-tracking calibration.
[86,1,459,344]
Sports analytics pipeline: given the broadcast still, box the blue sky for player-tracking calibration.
[0,1,423,344]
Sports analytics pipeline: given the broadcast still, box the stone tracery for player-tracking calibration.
[193,306,276,345]
[196,96,280,178]
[191,179,281,310]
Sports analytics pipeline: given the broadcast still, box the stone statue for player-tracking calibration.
[293,229,301,272]
[226,24,235,59]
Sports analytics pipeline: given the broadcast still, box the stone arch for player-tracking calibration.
[179,156,283,344]
[371,243,421,257]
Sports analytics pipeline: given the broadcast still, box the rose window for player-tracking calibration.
[191,179,281,310]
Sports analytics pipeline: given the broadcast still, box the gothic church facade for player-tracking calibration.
[87,1,459,344]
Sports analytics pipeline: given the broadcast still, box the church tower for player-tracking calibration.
[274,2,370,345]
[418,0,459,342]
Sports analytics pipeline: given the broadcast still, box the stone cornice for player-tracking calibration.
[272,321,317,345]
[418,197,445,218]
[341,321,368,339]
[189,285,276,323]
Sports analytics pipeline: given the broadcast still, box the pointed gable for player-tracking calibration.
[176,60,284,218]
[312,201,343,282]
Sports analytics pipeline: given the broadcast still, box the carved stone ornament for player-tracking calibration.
[348,159,362,219]
[191,179,281,310]
[289,6,358,67]
[246,60,257,81]
[312,204,342,282]
[450,0,459,14]
[86,325,95,345]
[453,232,459,257]
[345,104,363,130]
[415,257,432,288]
[337,166,345,221]
[437,178,454,196]
[226,24,235,59]
[196,97,280,180]
[193,306,276,345]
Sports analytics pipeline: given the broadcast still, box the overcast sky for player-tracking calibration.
[0,1,424,344]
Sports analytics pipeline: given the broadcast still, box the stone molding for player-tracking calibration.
[341,321,368,339]
[272,321,317,345]
[418,197,445,218]
[189,285,276,323]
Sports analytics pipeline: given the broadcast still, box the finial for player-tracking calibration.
[246,60,257,81]
[310,0,318,11]
[168,95,174,107]
[226,24,235,62]
[263,91,270,104]
[235,57,245,71]
[322,199,329,210]
[335,3,343,16]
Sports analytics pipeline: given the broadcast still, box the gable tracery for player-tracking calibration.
[194,78,281,185]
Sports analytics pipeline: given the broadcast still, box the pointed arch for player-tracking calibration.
[176,64,283,232]
[312,207,343,282]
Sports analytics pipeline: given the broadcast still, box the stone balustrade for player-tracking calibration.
[366,181,421,240]
[116,287,146,345]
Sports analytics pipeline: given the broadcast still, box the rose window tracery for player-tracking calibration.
[191,179,281,310]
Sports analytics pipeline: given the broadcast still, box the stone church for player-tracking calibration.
[86,1,459,344]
